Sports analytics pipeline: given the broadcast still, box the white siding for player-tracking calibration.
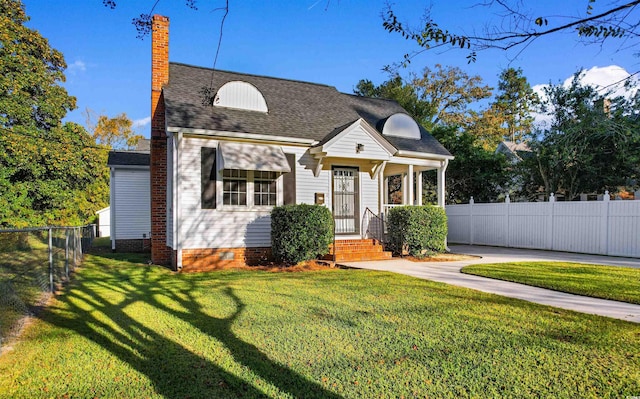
[447,199,640,258]
[360,170,379,236]
[324,125,390,160]
[360,171,378,213]
[177,138,387,249]
[178,138,315,249]
[294,149,331,205]
[113,168,151,240]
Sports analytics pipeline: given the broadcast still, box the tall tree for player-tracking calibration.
[355,69,510,203]
[493,68,538,143]
[424,126,511,204]
[518,73,640,200]
[383,1,640,63]
[355,65,492,131]
[0,0,109,227]
[86,110,143,150]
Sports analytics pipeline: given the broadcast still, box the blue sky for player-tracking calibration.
[22,0,640,136]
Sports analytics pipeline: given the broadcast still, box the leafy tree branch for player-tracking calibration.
[383,0,640,64]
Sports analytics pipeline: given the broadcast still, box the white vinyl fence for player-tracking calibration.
[446,193,640,258]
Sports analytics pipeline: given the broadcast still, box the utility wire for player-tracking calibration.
[596,70,640,93]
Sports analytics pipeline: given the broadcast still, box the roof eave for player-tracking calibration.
[167,126,318,146]
[395,149,454,160]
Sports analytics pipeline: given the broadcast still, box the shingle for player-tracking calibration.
[164,63,452,157]
[107,151,150,166]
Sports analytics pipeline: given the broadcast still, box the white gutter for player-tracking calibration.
[396,149,454,160]
[167,126,318,146]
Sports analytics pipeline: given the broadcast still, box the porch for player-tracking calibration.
[329,160,450,262]
[307,116,453,261]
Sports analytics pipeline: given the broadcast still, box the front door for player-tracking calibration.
[332,167,359,234]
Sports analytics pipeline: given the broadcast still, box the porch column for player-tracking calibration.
[407,164,414,205]
[416,170,423,205]
[402,173,408,205]
[378,163,386,215]
[437,160,448,208]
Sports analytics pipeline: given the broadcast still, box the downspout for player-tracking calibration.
[175,131,183,270]
[439,159,450,251]
[110,168,116,251]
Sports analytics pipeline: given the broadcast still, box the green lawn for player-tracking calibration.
[0,253,639,398]
[462,262,640,304]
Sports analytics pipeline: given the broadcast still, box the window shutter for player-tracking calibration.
[201,147,217,209]
[283,153,296,205]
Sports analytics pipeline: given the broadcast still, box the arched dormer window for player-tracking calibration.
[213,81,268,112]
[381,113,421,139]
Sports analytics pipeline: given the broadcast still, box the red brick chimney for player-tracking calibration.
[150,15,174,267]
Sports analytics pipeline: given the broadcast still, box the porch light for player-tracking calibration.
[356,143,364,153]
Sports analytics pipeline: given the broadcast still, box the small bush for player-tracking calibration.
[271,204,333,265]
[387,205,447,257]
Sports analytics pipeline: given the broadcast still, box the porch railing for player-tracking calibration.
[362,207,387,245]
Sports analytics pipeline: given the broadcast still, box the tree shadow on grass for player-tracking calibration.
[40,254,342,398]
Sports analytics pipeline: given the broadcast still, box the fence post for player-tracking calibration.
[48,227,54,293]
[469,196,474,245]
[65,229,70,280]
[505,194,511,248]
[602,190,610,255]
[547,193,555,251]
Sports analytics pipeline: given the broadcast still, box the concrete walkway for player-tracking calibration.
[341,245,640,323]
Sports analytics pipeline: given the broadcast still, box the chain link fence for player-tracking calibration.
[0,225,95,348]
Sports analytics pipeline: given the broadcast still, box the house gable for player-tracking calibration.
[308,119,396,178]
[313,118,396,161]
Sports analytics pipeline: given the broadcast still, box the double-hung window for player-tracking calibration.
[202,143,294,210]
[254,171,278,206]
[222,169,248,206]
[222,170,279,208]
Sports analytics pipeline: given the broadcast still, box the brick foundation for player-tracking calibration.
[181,247,273,272]
[114,239,151,253]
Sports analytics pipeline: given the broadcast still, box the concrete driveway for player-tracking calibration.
[341,245,640,323]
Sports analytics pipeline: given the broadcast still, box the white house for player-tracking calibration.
[495,140,531,163]
[107,149,151,252]
[146,15,453,271]
[95,206,111,237]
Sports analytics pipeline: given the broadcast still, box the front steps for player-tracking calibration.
[325,239,392,262]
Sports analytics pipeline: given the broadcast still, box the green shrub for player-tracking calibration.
[271,204,333,265]
[387,205,447,257]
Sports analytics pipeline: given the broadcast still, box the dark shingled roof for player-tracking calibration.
[164,63,452,157]
[107,151,150,167]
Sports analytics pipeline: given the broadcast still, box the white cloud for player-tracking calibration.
[567,65,637,98]
[531,65,638,127]
[67,60,86,75]
[132,116,151,128]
